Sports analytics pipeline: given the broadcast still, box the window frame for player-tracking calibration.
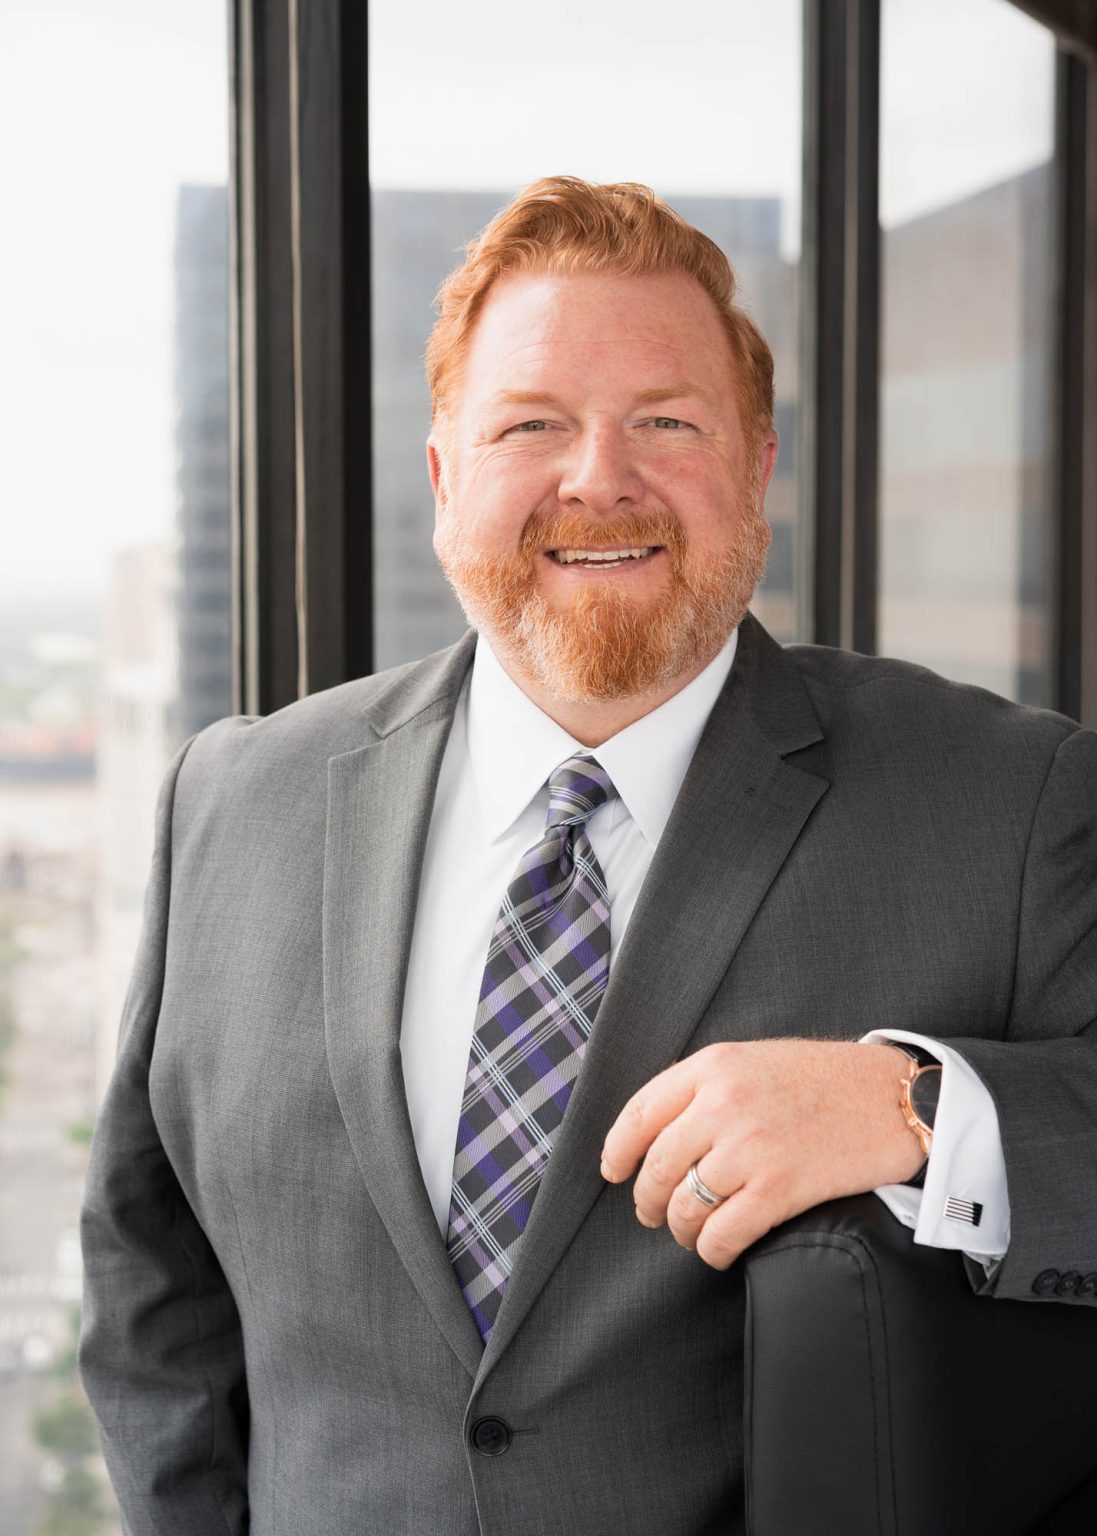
[231,0,372,713]
[229,0,1097,726]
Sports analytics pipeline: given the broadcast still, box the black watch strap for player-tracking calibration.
[890,1043,942,1189]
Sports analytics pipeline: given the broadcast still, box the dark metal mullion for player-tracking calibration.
[846,0,880,656]
[1053,52,1097,727]
[1054,51,1084,720]
[292,0,347,697]
[340,1,373,684]
[231,0,373,711]
[1085,63,1097,730]
[290,0,373,695]
[228,0,246,716]
[230,0,300,717]
[800,0,881,653]
[801,1,845,648]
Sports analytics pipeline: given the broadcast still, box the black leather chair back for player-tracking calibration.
[742,1195,1097,1536]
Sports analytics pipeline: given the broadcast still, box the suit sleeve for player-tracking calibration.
[79,738,249,1535]
[948,726,1097,1304]
[862,1030,1011,1262]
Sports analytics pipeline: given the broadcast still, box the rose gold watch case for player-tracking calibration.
[898,1057,941,1158]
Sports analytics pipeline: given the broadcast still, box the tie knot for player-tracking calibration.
[545,755,616,830]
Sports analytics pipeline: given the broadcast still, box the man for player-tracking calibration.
[80,177,1097,1535]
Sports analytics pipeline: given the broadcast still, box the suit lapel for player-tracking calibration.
[475,615,830,1384]
[323,634,485,1378]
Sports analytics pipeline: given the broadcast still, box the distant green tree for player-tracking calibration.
[32,1392,99,1461]
[35,1465,107,1536]
[31,1311,114,1533]
[50,1307,82,1378]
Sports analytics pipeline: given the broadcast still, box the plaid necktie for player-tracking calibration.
[446,754,617,1341]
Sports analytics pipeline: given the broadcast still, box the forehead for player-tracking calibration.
[459,269,736,406]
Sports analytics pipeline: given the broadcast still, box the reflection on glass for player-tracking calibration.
[0,5,229,1531]
[369,0,803,668]
[879,0,1056,704]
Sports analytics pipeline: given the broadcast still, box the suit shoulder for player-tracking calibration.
[174,636,473,808]
[782,642,1081,759]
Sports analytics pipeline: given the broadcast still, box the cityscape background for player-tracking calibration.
[0,0,1057,1528]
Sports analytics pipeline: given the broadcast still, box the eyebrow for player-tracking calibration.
[487,383,718,410]
[487,390,563,409]
[632,384,718,409]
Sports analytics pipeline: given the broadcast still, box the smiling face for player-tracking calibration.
[429,268,778,706]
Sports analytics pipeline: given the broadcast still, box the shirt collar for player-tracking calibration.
[466,629,739,848]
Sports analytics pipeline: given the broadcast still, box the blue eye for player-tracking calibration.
[512,420,547,432]
[653,417,683,429]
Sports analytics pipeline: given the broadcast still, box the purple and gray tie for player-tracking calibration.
[446,754,617,1341]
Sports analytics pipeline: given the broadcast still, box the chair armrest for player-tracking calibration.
[741,1195,1097,1536]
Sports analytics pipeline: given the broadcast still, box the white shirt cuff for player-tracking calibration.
[860,1029,1010,1265]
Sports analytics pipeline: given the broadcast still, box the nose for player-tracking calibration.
[556,420,644,513]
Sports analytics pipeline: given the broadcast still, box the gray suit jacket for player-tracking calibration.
[79,615,1097,1536]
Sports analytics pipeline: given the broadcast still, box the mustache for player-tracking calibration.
[519,510,687,560]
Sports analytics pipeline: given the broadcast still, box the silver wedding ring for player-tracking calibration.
[686,1162,727,1208]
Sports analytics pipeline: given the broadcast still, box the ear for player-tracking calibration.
[427,438,447,517]
[756,428,780,502]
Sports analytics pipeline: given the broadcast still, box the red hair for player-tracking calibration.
[426,175,774,456]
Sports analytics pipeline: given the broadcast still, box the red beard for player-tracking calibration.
[436,503,769,703]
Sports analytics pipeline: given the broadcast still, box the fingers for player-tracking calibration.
[626,1136,774,1265]
[631,1123,719,1233]
[600,1045,754,1261]
[691,1185,776,1271]
[630,1140,776,1270]
[600,1059,699,1183]
[660,1154,740,1248]
[601,1037,913,1271]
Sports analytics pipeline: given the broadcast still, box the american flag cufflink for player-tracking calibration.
[944,1195,984,1228]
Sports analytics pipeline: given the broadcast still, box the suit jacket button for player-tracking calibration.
[470,1416,512,1456]
[1032,1268,1060,1296]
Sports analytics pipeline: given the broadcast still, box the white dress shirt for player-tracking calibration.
[399,631,1010,1263]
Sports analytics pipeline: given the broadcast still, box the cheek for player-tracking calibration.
[653,465,741,540]
[466,458,554,531]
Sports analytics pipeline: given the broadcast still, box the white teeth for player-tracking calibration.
[551,547,655,564]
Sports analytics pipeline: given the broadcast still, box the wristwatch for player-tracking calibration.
[891,1043,942,1189]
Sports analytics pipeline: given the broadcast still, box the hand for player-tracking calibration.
[599,1040,926,1270]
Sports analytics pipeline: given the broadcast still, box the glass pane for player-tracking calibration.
[369,0,804,669]
[0,4,230,1531]
[879,0,1056,704]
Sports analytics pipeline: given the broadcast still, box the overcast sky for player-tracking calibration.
[369,0,1053,225]
[1,0,1054,597]
[1,0,228,596]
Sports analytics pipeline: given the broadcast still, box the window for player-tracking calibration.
[879,0,1057,703]
[0,4,230,1530]
[368,0,804,667]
